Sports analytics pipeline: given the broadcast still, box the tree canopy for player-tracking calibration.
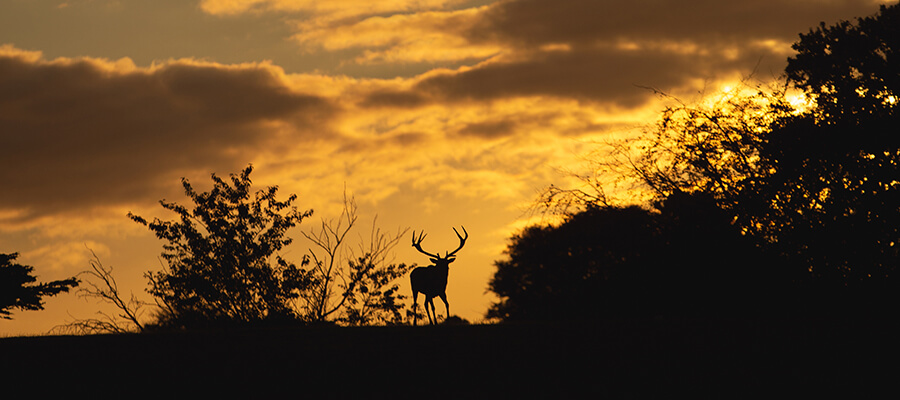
[770,3,900,281]
[786,4,898,124]
[488,193,783,321]
[0,253,79,319]
[129,165,314,328]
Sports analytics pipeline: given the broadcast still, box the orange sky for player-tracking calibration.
[1,0,894,335]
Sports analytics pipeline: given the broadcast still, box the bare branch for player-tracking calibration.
[298,190,412,325]
[55,248,149,334]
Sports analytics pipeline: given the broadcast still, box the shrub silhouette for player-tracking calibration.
[129,165,314,329]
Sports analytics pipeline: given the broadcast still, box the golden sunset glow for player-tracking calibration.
[1,0,895,336]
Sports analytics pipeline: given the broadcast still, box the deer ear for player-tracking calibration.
[447,257,456,263]
[430,258,439,263]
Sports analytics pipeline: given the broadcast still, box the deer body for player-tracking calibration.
[410,263,450,325]
[410,227,467,325]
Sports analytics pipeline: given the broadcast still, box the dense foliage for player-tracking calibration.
[488,193,785,320]
[770,3,899,281]
[129,166,314,328]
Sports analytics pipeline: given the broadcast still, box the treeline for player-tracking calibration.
[488,4,900,321]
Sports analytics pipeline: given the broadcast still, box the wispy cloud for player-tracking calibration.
[291,7,502,65]
[199,0,465,17]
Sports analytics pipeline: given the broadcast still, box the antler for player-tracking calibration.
[411,226,468,259]
[446,226,468,257]
[412,230,440,258]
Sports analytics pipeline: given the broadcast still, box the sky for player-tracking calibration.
[1,0,894,335]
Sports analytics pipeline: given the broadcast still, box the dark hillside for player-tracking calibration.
[2,318,898,397]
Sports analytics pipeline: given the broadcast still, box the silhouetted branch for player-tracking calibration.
[54,249,148,334]
[299,190,412,325]
[301,191,358,321]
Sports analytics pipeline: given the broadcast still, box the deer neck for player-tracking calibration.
[431,263,450,277]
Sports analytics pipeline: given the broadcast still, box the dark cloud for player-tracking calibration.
[0,49,335,221]
[472,0,884,47]
[333,131,427,155]
[412,0,892,106]
[415,47,710,107]
[457,119,517,139]
[357,89,428,108]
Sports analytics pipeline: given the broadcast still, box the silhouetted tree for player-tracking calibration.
[786,4,899,125]
[339,253,411,325]
[489,206,658,321]
[0,252,78,319]
[129,165,314,328]
[765,3,900,284]
[488,193,781,321]
[299,194,412,325]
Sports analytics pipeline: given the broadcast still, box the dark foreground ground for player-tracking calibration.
[2,317,899,397]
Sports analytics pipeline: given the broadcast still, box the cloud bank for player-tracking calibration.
[2,0,892,224]
[0,46,334,222]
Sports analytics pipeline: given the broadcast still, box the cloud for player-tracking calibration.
[413,48,707,107]
[199,0,464,17]
[457,119,517,139]
[0,43,612,233]
[200,0,500,67]
[3,0,892,224]
[22,240,110,273]
[470,0,890,47]
[408,0,894,106]
[0,45,336,223]
[250,0,895,111]
[291,7,502,65]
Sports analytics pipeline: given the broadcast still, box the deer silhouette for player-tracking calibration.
[410,226,467,325]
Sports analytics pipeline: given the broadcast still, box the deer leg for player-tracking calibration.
[426,297,436,325]
[431,300,439,325]
[412,292,419,326]
[439,293,449,322]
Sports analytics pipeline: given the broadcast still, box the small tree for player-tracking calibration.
[129,165,314,328]
[338,223,411,326]
[299,194,412,325]
[0,253,78,319]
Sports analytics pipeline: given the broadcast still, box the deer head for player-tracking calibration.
[411,226,468,267]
